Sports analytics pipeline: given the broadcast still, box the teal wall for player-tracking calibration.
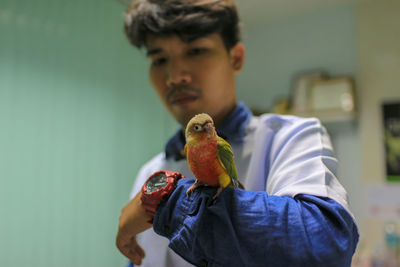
[0,0,177,266]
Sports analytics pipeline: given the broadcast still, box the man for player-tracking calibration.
[116,0,359,266]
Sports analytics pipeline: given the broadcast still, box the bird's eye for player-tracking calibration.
[193,125,202,132]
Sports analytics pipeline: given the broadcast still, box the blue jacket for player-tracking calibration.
[153,179,358,267]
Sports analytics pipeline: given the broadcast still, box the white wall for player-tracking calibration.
[355,0,400,254]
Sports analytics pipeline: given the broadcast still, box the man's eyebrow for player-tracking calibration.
[146,48,162,57]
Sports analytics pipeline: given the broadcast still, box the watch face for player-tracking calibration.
[146,172,167,193]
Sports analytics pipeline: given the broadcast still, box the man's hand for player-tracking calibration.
[116,191,152,265]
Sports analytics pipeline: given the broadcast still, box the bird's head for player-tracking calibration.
[185,113,216,143]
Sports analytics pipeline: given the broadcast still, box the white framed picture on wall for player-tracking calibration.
[291,71,327,114]
[309,76,356,113]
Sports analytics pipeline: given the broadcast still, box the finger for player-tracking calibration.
[133,243,146,258]
[128,248,144,265]
[117,236,146,265]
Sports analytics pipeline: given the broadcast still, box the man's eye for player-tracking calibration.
[151,57,166,67]
[188,47,206,56]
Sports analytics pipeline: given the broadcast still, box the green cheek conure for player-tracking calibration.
[184,113,244,200]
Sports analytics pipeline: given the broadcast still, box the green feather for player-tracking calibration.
[217,136,240,188]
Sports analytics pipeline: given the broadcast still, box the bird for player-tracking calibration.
[184,113,244,200]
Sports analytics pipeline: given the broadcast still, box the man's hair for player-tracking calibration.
[123,0,241,50]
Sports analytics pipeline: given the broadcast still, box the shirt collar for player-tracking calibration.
[165,102,252,160]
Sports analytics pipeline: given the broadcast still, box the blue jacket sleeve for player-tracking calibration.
[153,178,359,267]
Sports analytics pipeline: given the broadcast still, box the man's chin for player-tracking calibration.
[172,110,204,127]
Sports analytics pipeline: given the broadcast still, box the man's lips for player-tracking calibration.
[166,86,202,106]
[169,94,199,105]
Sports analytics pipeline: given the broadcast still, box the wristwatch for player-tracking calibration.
[141,170,183,223]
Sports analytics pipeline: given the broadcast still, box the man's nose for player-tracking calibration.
[166,60,192,87]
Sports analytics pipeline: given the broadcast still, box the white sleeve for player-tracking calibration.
[265,116,352,217]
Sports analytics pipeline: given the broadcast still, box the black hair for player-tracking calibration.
[123,0,241,50]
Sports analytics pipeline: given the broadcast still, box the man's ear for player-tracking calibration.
[229,42,245,74]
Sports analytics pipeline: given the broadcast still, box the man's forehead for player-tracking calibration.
[145,33,219,55]
[146,34,194,49]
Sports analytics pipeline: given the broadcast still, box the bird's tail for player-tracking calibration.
[231,178,245,190]
[238,180,245,190]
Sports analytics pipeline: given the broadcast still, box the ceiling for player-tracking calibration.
[235,0,358,26]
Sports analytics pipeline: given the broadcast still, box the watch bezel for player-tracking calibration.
[142,170,180,196]
[144,172,168,194]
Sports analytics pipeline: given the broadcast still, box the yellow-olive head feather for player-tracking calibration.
[185,113,216,144]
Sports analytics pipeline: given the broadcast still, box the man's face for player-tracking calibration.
[146,33,244,126]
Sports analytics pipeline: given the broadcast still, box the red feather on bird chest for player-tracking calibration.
[187,140,222,187]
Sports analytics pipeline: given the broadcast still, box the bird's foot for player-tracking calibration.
[212,187,224,204]
[186,180,205,196]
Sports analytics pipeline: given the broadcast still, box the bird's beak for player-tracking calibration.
[203,122,214,136]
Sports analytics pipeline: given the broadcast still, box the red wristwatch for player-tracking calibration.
[141,170,183,223]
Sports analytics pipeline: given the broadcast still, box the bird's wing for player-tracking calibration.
[217,136,239,187]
